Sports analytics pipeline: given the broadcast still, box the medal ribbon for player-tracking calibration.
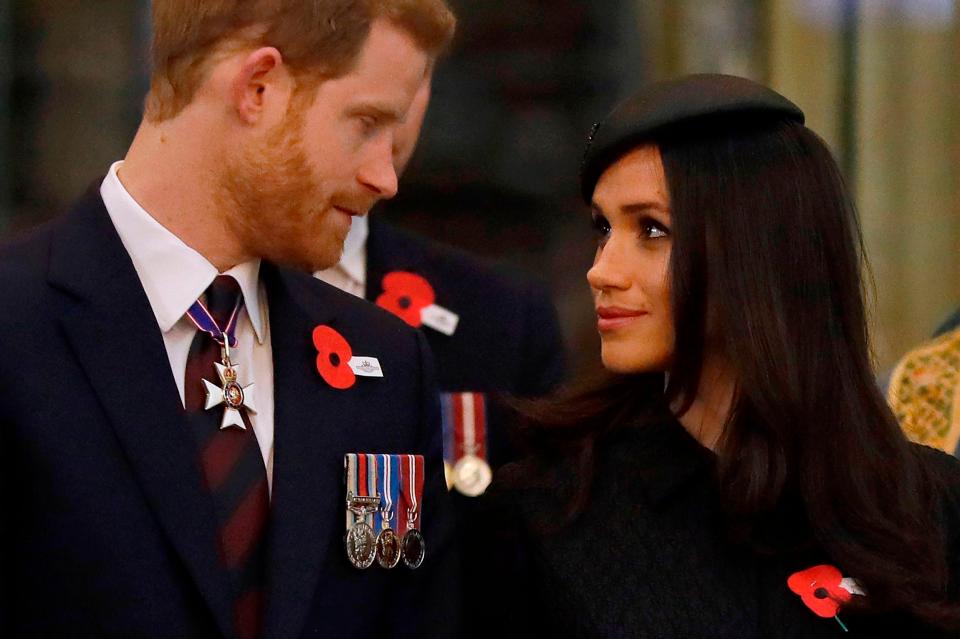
[345,454,358,531]
[398,454,424,536]
[359,453,378,528]
[448,392,487,461]
[365,453,379,530]
[185,294,243,348]
[375,454,400,531]
[440,394,456,466]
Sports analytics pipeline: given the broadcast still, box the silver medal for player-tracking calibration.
[345,493,380,569]
[401,528,425,569]
[453,454,493,497]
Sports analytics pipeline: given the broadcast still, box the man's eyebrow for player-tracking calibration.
[348,103,404,124]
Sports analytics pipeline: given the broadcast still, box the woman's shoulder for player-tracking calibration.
[911,444,960,583]
[912,443,960,498]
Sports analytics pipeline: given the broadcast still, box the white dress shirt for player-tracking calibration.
[314,214,368,298]
[100,161,276,492]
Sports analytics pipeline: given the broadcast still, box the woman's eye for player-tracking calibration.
[640,218,669,240]
[591,213,611,238]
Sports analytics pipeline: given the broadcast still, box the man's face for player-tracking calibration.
[221,18,430,272]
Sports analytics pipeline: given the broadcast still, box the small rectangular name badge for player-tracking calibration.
[421,304,460,336]
[348,356,384,378]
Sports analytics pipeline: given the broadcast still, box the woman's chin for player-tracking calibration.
[600,351,668,375]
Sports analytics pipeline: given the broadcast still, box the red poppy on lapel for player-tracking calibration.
[313,325,356,390]
[787,564,854,618]
[376,272,435,328]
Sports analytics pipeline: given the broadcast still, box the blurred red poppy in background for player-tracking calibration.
[376,272,435,328]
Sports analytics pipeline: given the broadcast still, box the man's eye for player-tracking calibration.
[358,115,378,135]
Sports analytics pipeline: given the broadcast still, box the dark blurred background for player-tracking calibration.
[1,0,958,373]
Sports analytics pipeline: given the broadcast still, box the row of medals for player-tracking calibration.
[345,493,425,570]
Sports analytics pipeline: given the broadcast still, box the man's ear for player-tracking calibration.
[230,47,289,125]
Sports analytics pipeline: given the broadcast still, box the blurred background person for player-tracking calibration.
[316,71,567,631]
[316,74,566,497]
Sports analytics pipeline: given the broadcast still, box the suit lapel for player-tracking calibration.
[48,189,236,639]
[261,267,361,639]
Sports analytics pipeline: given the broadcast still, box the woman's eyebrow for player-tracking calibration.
[620,201,669,215]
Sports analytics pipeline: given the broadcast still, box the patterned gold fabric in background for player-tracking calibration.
[888,329,960,454]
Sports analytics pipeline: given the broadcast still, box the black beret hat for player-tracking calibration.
[580,74,805,202]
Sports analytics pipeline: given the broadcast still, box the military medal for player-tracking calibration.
[453,454,492,498]
[344,453,380,569]
[186,295,256,430]
[375,454,402,569]
[399,454,426,569]
[441,392,493,497]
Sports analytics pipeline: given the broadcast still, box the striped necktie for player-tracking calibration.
[184,275,269,639]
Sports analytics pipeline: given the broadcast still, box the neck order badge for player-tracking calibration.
[185,294,257,430]
[344,453,425,570]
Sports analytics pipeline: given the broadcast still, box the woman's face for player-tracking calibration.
[587,144,674,374]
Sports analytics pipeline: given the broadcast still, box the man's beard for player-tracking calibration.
[218,112,348,273]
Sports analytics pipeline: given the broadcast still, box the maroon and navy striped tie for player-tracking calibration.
[184,275,269,639]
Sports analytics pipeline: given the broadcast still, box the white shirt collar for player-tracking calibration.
[100,161,266,343]
[338,214,368,287]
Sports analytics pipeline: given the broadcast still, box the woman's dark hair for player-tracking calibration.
[520,114,960,628]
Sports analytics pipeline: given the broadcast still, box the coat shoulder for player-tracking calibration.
[370,220,551,308]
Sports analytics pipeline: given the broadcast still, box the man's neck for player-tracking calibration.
[118,117,251,272]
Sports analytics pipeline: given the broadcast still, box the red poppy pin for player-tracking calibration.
[376,272,436,328]
[313,325,356,390]
[376,272,460,335]
[788,564,864,632]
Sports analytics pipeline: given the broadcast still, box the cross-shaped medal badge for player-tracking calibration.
[203,340,257,430]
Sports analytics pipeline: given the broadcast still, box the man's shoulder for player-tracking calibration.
[0,219,59,304]
[369,219,551,311]
[272,264,423,344]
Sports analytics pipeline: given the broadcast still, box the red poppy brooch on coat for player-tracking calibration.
[787,564,865,632]
[312,326,385,389]
[376,272,459,336]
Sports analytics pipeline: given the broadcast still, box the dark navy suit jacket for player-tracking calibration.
[365,218,566,469]
[0,188,458,638]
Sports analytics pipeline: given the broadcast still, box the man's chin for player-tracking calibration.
[269,238,344,274]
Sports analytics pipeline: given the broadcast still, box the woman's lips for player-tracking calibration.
[596,306,648,332]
